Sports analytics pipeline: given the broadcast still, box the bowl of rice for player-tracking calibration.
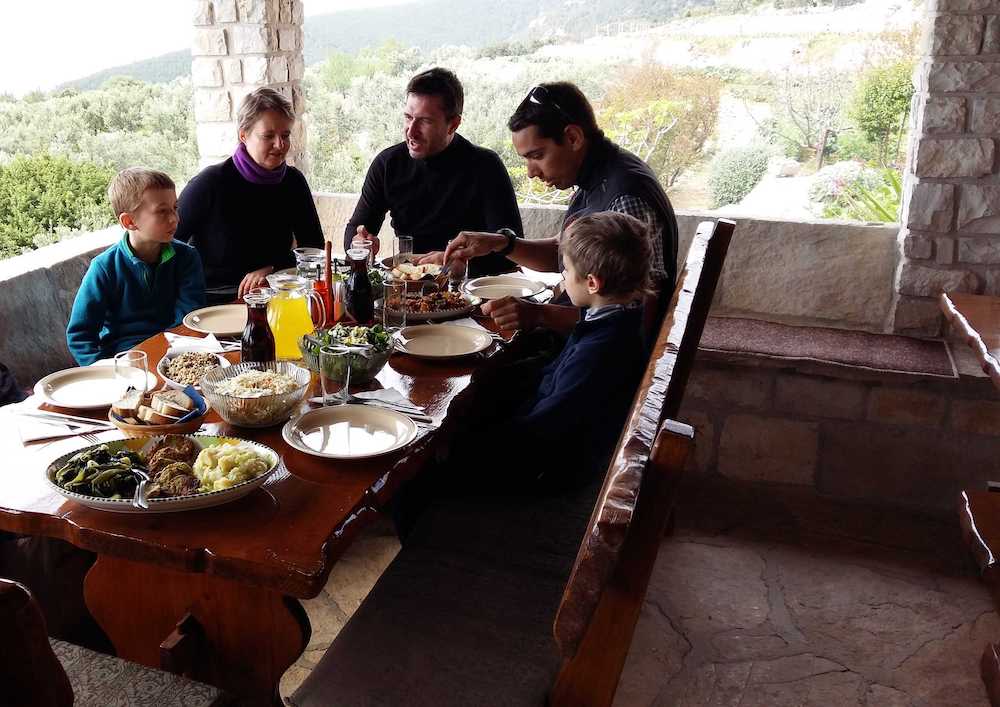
[200,361,311,428]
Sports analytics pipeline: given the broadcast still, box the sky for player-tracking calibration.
[0,0,412,96]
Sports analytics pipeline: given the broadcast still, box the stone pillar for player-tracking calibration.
[890,0,1000,335]
[191,0,307,171]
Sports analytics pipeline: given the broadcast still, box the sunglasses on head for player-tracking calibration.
[522,85,575,125]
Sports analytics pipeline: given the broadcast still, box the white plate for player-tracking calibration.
[379,253,430,270]
[45,435,280,513]
[156,352,231,390]
[35,366,160,410]
[183,305,247,336]
[378,293,480,322]
[282,405,418,460]
[393,324,492,359]
[463,275,546,300]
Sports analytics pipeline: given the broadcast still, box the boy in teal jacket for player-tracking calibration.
[67,168,205,366]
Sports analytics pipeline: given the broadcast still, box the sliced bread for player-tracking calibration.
[112,389,143,418]
[151,389,195,416]
[137,405,182,426]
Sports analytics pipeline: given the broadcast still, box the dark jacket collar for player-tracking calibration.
[575,136,615,192]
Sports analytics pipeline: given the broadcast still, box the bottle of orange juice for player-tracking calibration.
[265,274,325,360]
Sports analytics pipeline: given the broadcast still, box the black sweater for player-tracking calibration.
[345,134,522,277]
[176,158,324,293]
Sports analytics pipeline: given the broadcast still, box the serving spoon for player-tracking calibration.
[131,468,151,510]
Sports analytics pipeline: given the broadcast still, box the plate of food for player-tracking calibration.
[381,291,479,321]
[34,365,160,410]
[393,324,493,359]
[45,434,280,513]
[379,253,430,271]
[157,352,230,390]
[183,305,248,337]
[282,405,418,460]
[463,275,547,300]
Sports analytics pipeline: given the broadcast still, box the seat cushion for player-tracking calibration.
[291,483,599,707]
[50,638,231,707]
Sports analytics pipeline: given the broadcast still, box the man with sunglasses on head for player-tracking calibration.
[445,82,679,333]
[345,67,522,277]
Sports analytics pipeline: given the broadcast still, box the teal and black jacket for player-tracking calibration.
[66,234,206,366]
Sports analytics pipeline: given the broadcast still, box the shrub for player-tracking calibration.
[709,145,771,208]
[0,154,114,259]
[811,163,902,222]
[849,61,914,166]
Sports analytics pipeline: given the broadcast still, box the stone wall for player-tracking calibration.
[680,350,996,514]
[891,0,1000,335]
[191,0,306,169]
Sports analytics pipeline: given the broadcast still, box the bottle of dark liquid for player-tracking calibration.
[241,289,276,362]
[345,247,375,325]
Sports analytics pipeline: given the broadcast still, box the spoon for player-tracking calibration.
[131,468,151,510]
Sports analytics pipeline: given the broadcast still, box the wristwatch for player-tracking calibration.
[496,228,518,256]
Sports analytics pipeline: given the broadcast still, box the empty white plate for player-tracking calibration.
[463,275,546,300]
[183,305,247,336]
[393,324,492,359]
[282,405,418,460]
[35,366,159,410]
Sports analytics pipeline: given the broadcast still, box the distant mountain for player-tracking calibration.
[60,0,712,90]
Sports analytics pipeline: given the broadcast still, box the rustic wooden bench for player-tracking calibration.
[0,577,233,707]
[290,219,735,707]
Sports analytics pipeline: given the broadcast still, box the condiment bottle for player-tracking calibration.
[241,288,276,363]
[345,247,375,325]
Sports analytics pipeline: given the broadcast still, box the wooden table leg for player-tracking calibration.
[84,556,310,706]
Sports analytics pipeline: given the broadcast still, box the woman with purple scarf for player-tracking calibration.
[176,87,324,303]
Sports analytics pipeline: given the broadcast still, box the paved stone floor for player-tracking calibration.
[280,477,996,706]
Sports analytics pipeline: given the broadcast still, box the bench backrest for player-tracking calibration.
[550,218,735,706]
[0,577,74,707]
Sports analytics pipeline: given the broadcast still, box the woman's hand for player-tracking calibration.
[238,265,275,299]
[352,225,380,257]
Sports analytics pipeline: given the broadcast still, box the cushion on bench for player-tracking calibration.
[700,316,957,378]
[51,638,231,707]
[291,483,600,707]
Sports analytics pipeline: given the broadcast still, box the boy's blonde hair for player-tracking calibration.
[108,168,175,218]
[237,87,296,135]
[560,211,652,297]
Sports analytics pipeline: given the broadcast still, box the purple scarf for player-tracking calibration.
[232,142,287,185]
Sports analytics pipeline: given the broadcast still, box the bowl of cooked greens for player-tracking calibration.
[299,324,394,384]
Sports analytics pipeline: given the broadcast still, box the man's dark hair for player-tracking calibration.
[406,67,464,118]
[507,81,603,144]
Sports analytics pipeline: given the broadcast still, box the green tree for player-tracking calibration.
[0,154,114,258]
[850,61,914,166]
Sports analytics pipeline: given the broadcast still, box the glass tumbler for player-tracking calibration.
[382,280,408,330]
[114,350,148,398]
[319,344,371,406]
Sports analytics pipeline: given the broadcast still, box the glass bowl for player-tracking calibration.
[200,361,311,428]
[299,329,393,384]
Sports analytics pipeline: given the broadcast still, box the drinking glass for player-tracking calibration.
[445,257,468,293]
[320,344,371,406]
[395,235,414,267]
[382,280,407,330]
[114,351,148,397]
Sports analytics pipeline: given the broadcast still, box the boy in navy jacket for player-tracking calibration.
[501,210,650,489]
[67,168,205,365]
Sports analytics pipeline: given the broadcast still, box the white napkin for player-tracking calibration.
[353,387,423,410]
[163,332,236,354]
[3,402,112,444]
[440,317,490,333]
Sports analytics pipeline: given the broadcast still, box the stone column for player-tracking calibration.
[890,0,1000,335]
[190,0,307,171]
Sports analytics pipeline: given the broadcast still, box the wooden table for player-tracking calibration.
[940,292,1000,389]
[0,324,496,705]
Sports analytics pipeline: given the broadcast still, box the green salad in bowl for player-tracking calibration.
[299,324,394,384]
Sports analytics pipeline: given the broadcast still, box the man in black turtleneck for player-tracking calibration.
[445,82,679,334]
[344,67,522,277]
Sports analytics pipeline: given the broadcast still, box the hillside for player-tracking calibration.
[61,0,712,90]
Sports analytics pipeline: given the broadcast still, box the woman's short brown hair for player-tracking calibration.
[107,167,175,218]
[237,87,295,135]
[560,212,652,297]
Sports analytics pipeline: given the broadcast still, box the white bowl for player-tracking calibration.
[157,352,230,390]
